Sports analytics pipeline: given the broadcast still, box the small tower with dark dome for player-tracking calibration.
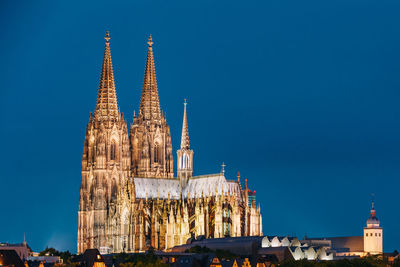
[363,199,383,255]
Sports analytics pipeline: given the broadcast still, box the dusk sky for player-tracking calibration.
[1,0,399,253]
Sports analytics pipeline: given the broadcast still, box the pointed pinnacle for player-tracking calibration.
[105,31,110,43]
[95,31,119,120]
[180,99,190,149]
[148,35,153,47]
[139,35,161,121]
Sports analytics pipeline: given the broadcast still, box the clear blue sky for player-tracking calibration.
[1,0,399,253]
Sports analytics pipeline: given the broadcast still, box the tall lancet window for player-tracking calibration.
[154,143,161,163]
[182,154,189,169]
[181,154,184,169]
[110,141,117,160]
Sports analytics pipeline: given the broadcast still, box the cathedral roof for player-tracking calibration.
[183,174,241,198]
[133,174,241,200]
[134,177,181,199]
[95,31,119,120]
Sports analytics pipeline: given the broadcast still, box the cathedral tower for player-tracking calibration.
[130,36,174,178]
[363,200,383,255]
[78,32,131,254]
[177,99,193,186]
[77,33,263,254]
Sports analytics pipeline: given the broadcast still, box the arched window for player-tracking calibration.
[110,141,117,160]
[154,144,160,163]
[182,154,189,169]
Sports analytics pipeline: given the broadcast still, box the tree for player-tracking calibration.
[38,247,72,264]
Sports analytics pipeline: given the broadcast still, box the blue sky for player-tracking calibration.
[1,0,399,253]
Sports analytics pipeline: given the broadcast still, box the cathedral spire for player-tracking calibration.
[95,31,119,120]
[130,35,174,179]
[177,99,194,181]
[180,99,190,150]
[139,35,161,121]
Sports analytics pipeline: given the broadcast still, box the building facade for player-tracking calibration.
[363,201,383,255]
[77,32,262,254]
[307,200,383,258]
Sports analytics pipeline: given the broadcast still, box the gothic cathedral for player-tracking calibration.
[77,32,263,254]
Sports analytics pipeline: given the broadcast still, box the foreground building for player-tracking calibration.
[172,235,333,262]
[170,201,383,263]
[77,32,262,254]
[307,200,383,258]
[0,238,31,261]
[0,250,25,267]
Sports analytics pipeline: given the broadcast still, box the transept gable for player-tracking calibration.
[110,125,120,141]
[154,128,162,144]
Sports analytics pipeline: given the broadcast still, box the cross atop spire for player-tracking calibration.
[105,31,110,43]
[95,31,119,120]
[139,35,161,121]
[180,99,190,150]
[371,193,375,208]
[370,193,376,217]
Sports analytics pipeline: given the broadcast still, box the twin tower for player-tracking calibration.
[78,32,194,252]
[78,32,263,254]
[83,32,192,181]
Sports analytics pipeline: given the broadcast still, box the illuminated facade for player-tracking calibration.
[77,32,262,254]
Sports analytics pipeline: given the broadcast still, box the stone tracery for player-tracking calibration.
[77,32,262,254]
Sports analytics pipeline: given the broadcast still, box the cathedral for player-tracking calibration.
[77,32,263,254]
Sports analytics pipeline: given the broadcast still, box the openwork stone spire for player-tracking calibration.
[130,35,174,178]
[79,32,131,254]
[139,35,161,121]
[95,31,119,120]
[177,99,193,182]
[180,99,190,150]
